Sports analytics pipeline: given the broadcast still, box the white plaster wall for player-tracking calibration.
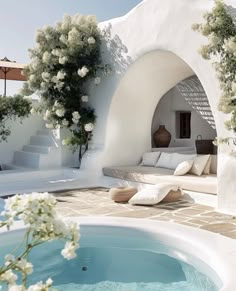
[152,84,217,148]
[83,0,236,214]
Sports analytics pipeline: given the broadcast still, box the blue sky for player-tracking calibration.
[0,0,142,96]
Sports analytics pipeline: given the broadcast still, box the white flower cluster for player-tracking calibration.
[94,77,101,85]
[21,11,109,155]
[42,101,68,129]
[84,122,94,132]
[0,192,80,290]
[193,0,236,137]
[81,95,89,102]
[72,111,81,124]
[5,278,53,291]
[77,66,89,78]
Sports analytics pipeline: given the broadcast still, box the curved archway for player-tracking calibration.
[86,0,236,214]
[152,75,217,149]
[102,50,217,166]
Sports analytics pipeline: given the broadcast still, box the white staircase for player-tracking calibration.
[12,129,61,169]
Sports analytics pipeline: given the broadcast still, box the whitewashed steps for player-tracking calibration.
[37,129,52,136]
[11,129,61,170]
[30,135,57,147]
[23,145,51,154]
[13,151,40,168]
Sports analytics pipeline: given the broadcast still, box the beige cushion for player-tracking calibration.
[170,153,196,169]
[140,151,161,166]
[109,187,137,202]
[203,156,212,175]
[174,160,194,176]
[129,183,179,205]
[189,155,210,176]
[162,189,182,203]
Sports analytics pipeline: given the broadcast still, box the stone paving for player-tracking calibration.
[52,187,236,239]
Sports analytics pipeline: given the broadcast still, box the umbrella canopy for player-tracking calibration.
[0,57,27,96]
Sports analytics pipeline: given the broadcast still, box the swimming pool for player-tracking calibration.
[0,217,236,290]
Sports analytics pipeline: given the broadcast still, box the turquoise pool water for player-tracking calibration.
[0,228,219,291]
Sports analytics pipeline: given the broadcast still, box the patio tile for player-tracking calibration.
[200,223,236,233]
[107,209,162,218]
[191,204,214,211]
[151,216,172,222]
[176,209,205,216]
[51,187,236,239]
[177,221,200,227]
[222,231,236,239]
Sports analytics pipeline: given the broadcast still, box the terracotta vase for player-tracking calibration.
[153,125,171,147]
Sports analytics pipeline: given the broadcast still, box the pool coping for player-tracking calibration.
[1,216,236,291]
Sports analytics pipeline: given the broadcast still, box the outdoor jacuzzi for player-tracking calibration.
[0,217,236,290]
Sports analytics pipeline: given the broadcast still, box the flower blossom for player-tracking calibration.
[94,77,101,85]
[45,123,54,129]
[42,51,51,63]
[55,108,65,117]
[84,123,94,132]
[72,111,81,120]
[77,66,89,78]
[72,118,79,124]
[16,259,33,275]
[87,37,95,44]
[57,70,66,80]
[81,95,88,102]
[27,278,53,291]
[59,56,68,64]
[62,119,69,127]
[41,72,50,81]
[30,108,37,115]
[0,270,17,285]
[61,241,79,260]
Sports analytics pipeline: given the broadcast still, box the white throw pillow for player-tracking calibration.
[202,155,212,175]
[170,153,196,169]
[189,155,211,176]
[140,151,161,166]
[129,183,179,205]
[155,152,173,168]
[174,160,194,176]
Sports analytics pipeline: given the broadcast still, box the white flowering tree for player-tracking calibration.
[193,0,236,146]
[22,14,108,167]
[0,193,79,290]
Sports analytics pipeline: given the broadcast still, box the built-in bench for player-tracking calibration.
[103,165,217,195]
[103,148,217,195]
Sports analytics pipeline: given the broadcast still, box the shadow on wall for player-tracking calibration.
[176,76,216,130]
[100,23,132,75]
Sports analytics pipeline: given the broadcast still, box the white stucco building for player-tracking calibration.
[0,0,236,214]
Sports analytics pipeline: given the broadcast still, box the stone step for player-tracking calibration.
[13,151,41,168]
[37,129,52,136]
[23,145,50,154]
[30,135,57,147]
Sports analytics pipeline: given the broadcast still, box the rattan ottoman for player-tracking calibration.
[109,186,137,203]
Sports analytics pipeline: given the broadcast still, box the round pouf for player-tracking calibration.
[109,187,137,203]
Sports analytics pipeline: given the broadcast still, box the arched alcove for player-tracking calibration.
[103,50,217,167]
[152,76,217,150]
[87,0,236,214]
